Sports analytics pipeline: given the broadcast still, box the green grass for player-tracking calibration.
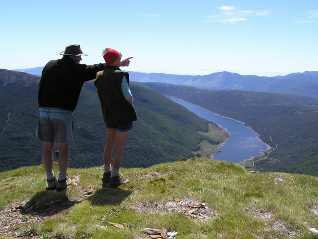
[1,159,318,238]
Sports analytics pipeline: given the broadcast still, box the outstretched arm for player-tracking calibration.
[120,57,133,67]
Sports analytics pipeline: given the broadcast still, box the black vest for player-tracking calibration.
[95,67,137,126]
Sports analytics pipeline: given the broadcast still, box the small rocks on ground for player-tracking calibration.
[271,220,298,239]
[0,202,43,238]
[142,172,164,179]
[246,206,273,221]
[274,175,284,185]
[67,175,80,186]
[132,198,216,221]
[143,228,177,239]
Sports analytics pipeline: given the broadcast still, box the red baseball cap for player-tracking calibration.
[103,48,122,64]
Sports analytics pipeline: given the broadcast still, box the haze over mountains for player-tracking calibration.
[19,67,318,99]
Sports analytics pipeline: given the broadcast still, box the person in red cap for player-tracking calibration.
[38,45,132,191]
[95,48,137,187]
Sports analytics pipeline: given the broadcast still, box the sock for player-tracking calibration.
[104,164,111,173]
[58,172,67,181]
[111,168,119,177]
[46,171,55,180]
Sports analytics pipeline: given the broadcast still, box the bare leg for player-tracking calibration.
[104,128,116,171]
[42,143,54,179]
[56,143,69,180]
[112,131,129,171]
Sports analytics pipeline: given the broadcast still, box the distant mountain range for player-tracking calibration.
[17,67,318,99]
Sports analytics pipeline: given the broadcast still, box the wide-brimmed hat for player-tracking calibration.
[60,44,87,56]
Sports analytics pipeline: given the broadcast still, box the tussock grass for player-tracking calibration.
[1,159,318,238]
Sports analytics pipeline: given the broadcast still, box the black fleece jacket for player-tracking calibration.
[38,57,105,111]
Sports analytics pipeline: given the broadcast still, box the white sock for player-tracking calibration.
[111,168,119,177]
[104,164,111,172]
[46,171,55,180]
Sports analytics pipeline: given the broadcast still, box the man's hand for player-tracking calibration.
[120,57,133,67]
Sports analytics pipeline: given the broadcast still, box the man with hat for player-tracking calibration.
[38,44,131,191]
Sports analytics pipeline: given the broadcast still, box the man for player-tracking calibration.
[95,48,137,188]
[38,44,131,191]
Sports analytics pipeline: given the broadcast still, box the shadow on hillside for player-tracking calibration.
[21,190,78,217]
[88,188,132,206]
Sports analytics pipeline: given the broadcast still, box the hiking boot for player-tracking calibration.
[110,175,129,188]
[102,171,111,188]
[46,177,57,190]
[56,178,67,192]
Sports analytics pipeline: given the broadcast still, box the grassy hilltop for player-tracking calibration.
[1,159,318,238]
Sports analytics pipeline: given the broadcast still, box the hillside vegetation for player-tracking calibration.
[0,69,225,171]
[146,83,318,176]
[1,159,318,238]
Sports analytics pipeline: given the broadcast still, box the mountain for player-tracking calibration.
[0,69,225,172]
[1,159,318,238]
[18,67,318,99]
[131,71,318,99]
[147,83,318,176]
[15,66,43,76]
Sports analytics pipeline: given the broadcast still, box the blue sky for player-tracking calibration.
[0,0,317,76]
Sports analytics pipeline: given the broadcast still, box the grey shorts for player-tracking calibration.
[38,107,73,144]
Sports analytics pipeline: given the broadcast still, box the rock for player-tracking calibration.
[143,228,177,239]
[274,176,284,184]
[108,222,126,229]
[311,207,318,216]
[308,227,318,235]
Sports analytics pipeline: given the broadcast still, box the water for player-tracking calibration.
[169,96,271,162]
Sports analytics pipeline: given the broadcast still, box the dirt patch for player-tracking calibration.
[271,220,298,238]
[0,202,42,238]
[246,206,273,221]
[132,198,216,221]
[246,205,300,238]
[141,172,167,179]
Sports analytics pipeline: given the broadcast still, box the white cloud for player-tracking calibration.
[297,10,318,24]
[308,10,318,19]
[223,17,247,24]
[208,5,271,24]
[219,5,235,12]
[138,13,160,18]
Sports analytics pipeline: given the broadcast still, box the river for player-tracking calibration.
[169,96,271,162]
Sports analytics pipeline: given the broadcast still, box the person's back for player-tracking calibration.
[95,66,137,127]
[39,55,105,111]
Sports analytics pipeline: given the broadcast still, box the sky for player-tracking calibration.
[0,0,317,76]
